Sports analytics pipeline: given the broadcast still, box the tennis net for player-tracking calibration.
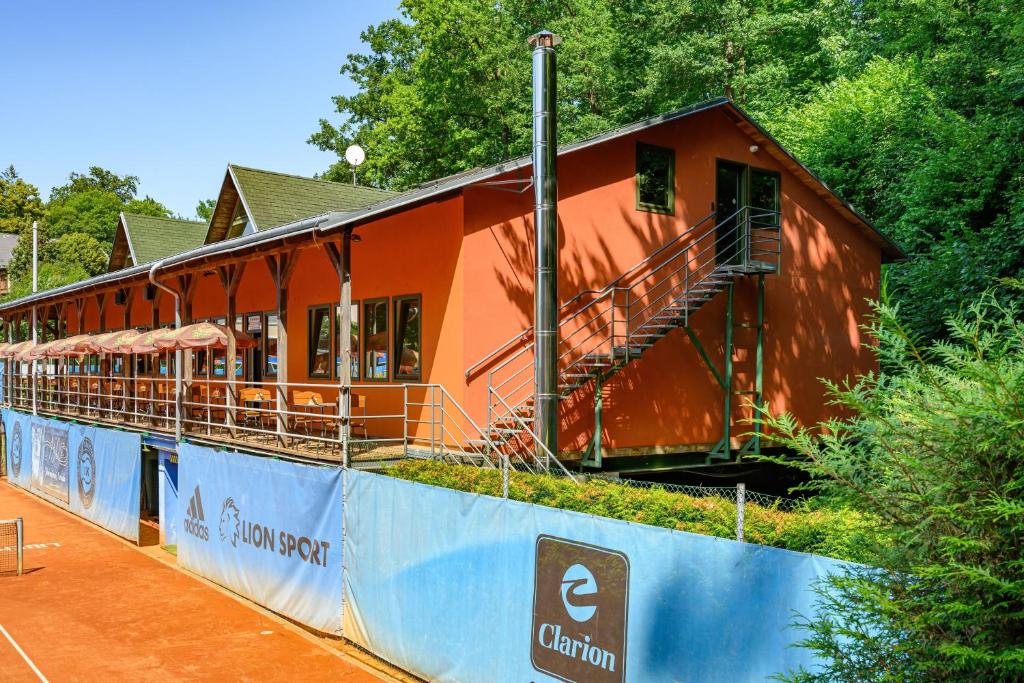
[0,517,23,576]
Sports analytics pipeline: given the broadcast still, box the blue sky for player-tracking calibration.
[0,1,401,219]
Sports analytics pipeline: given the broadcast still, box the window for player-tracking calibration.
[636,143,675,214]
[264,313,279,377]
[393,295,421,380]
[308,306,332,378]
[362,298,388,380]
[749,168,781,227]
[336,302,359,380]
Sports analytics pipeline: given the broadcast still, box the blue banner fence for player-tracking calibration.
[175,443,344,634]
[3,411,850,681]
[3,408,142,541]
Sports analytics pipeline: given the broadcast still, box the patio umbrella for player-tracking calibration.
[129,328,178,354]
[97,329,145,355]
[26,340,61,360]
[155,322,257,351]
[82,330,128,354]
[9,341,36,360]
[49,334,94,357]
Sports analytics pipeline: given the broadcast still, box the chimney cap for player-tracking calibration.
[528,30,562,48]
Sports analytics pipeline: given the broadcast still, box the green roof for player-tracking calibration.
[230,166,397,230]
[123,214,209,266]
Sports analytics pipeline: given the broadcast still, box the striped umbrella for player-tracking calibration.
[49,334,94,357]
[8,341,36,360]
[155,322,257,351]
[97,329,145,355]
[129,328,178,354]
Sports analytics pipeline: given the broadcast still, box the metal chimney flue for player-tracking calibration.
[529,30,561,464]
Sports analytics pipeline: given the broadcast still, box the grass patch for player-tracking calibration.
[384,460,881,562]
[162,544,177,556]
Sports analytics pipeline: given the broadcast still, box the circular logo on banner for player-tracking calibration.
[560,563,599,622]
[77,437,96,509]
[10,422,22,478]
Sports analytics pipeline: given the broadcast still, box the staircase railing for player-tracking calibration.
[481,206,781,446]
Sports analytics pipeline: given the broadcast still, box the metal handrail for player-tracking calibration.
[464,209,723,378]
[484,207,781,436]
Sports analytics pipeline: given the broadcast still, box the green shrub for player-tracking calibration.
[383,460,878,562]
[757,291,1024,682]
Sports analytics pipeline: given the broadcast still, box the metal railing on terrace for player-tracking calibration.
[3,370,563,475]
[474,205,782,446]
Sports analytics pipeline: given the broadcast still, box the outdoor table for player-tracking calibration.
[242,397,274,435]
[290,402,337,439]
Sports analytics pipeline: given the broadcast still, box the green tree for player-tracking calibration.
[759,289,1024,681]
[0,166,45,235]
[3,166,172,299]
[46,233,108,277]
[310,0,858,189]
[49,166,139,204]
[195,198,216,222]
[4,262,91,301]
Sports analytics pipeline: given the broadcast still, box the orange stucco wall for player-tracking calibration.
[20,107,879,456]
[462,107,880,452]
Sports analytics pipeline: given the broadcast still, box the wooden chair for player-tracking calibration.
[239,386,273,436]
[291,390,330,440]
[350,392,368,440]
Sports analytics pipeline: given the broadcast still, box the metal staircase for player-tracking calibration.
[466,206,781,469]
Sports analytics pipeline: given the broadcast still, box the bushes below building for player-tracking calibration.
[383,460,880,563]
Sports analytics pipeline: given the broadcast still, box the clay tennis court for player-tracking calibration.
[0,482,388,682]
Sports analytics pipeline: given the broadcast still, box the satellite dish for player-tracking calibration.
[345,144,366,167]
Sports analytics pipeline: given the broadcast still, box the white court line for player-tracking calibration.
[0,624,49,683]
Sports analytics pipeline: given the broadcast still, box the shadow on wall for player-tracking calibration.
[489,192,877,452]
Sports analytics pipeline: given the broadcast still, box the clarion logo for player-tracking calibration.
[531,536,629,683]
[183,486,210,540]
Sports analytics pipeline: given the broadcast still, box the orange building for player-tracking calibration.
[0,98,900,475]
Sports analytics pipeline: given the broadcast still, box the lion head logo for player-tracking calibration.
[10,422,22,478]
[77,437,96,509]
[219,497,240,547]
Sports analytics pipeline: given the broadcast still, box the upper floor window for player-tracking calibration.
[636,143,675,214]
[750,168,781,228]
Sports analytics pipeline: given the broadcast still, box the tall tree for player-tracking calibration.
[3,166,172,299]
[0,166,45,235]
[310,0,858,190]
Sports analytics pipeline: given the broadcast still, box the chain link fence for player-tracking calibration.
[592,476,804,511]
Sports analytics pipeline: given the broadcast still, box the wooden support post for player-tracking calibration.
[178,274,198,403]
[95,292,107,332]
[265,250,298,445]
[74,297,85,334]
[217,263,246,436]
[326,233,352,465]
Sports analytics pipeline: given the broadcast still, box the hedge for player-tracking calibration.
[383,460,881,563]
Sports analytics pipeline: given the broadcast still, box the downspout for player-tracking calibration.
[529,30,561,465]
[149,260,182,442]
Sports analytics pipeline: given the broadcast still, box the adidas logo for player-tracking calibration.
[183,486,210,541]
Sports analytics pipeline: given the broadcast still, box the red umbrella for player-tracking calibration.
[97,330,145,354]
[129,328,178,354]
[26,340,61,360]
[79,330,128,354]
[49,334,94,357]
[155,322,257,351]
[8,341,36,360]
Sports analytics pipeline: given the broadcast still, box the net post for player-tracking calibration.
[16,517,23,576]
